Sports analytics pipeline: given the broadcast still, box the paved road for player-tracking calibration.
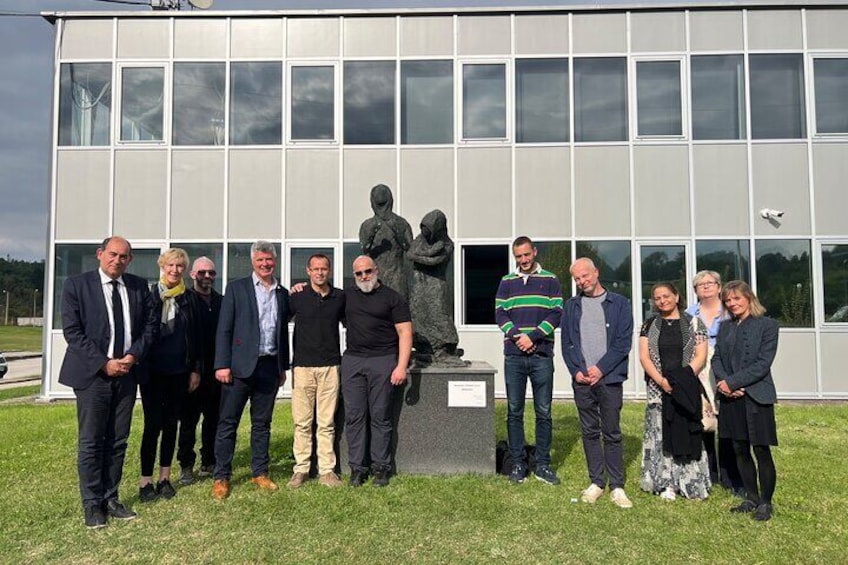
[3,357,43,381]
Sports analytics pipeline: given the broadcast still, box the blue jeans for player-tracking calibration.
[504,355,554,467]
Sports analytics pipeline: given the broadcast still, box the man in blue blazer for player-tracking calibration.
[212,241,290,500]
[59,236,158,529]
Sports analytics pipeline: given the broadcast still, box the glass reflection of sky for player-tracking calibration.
[121,67,164,141]
[402,60,453,144]
[59,63,112,146]
[692,55,745,140]
[173,62,226,146]
[574,58,628,142]
[344,61,395,144]
[292,66,334,140]
[750,54,806,140]
[463,64,506,139]
[814,59,848,134]
[516,58,569,143]
[636,61,681,136]
[230,62,282,145]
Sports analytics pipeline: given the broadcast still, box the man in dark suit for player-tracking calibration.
[212,241,290,500]
[59,236,158,529]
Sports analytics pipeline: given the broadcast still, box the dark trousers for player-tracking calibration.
[573,381,625,490]
[341,353,396,474]
[214,357,280,480]
[74,373,137,510]
[140,372,187,476]
[178,374,221,469]
[504,355,554,467]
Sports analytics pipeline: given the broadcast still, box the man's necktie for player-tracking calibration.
[111,280,125,359]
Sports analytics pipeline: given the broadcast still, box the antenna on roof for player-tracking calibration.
[150,0,213,9]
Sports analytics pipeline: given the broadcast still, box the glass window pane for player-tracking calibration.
[755,239,813,327]
[814,59,848,134]
[462,64,506,139]
[291,66,334,141]
[171,243,224,293]
[227,242,280,286]
[695,240,750,285]
[575,241,632,300]
[230,62,282,145]
[573,58,628,142]
[516,58,569,143]
[290,248,335,288]
[173,62,226,146]
[53,244,100,329]
[692,55,746,140]
[822,244,848,322]
[59,63,112,146]
[463,244,509,325]
[120,67,164,142]
[636,60,682,136]
[342,242,361,292]
[639,245,687,320]
[750,54,806,140]
[344,61,395,144]
[401,60,453,144]
[126,249,162,289]
[535,241,572,298]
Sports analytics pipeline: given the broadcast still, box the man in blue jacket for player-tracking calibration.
[561,257,634,508]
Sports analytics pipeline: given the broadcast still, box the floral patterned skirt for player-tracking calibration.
[639,396,712,500]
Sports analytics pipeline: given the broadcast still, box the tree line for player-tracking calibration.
[0,257,45,324]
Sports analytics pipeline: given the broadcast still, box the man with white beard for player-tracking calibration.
[341,255,412,487]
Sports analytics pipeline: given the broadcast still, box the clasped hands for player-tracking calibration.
[104,354,136,377]
[576,366,603,386]
[717,380,745,398]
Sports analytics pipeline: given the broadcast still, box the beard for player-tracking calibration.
[355,278,378,293]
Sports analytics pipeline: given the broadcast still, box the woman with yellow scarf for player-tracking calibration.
[139,248,201,502]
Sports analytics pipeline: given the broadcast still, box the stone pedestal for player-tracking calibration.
[329,361,496,476]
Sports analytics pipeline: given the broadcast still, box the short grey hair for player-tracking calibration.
[692,270,722,289]
[251,240,277,258]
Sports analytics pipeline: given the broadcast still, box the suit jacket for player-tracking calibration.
[711,315,779,405]
[59,270,158,390]
[214,275,290,379]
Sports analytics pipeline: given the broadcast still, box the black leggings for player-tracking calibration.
[733,440,776,504]
[140,373,188,477]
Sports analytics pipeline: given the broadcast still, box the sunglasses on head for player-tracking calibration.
[354,268,374,278]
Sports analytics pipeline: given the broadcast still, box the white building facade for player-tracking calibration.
[42,3,848,399]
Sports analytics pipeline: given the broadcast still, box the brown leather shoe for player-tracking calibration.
[212,479,230,500]
[319,473,343,487]
[287,472,308,489]
[251,475,279,491]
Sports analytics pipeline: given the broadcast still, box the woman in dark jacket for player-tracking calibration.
[712,280,779,521]
[139,248,200,501]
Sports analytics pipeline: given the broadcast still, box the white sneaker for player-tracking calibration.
[660,487,676,501]
[610,487,633,509]
[580,484,604,504]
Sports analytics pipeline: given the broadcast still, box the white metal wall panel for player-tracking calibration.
[55,151,111,240]
[171,150,225,240]
[573,146,631,237]
[514,147,572,238]
[634,145,691,237]
[751,144,811,236]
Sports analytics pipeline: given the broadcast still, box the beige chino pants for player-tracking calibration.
[291,366,340,475]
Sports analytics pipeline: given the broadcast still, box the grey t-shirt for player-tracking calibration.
[580,293,608,369]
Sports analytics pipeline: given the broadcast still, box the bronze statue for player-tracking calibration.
[359,184,413,300]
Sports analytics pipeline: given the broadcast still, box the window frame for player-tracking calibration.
[284,242,341,290]
[631,56,688,141]
[115,62,169,146]
[286,61,340,145]
[809,54,848,138]
[458,59,511,143]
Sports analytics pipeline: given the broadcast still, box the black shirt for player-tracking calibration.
[289,285,345,367]
[344,283,411,357]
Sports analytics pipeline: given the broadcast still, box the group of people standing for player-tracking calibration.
[60,236,411,529]
[497,237,779,521]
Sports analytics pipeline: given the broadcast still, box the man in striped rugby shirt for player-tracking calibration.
[495,236,563,485]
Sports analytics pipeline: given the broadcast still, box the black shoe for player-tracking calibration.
[534,465,561,486]
[139,483,158,503]
[754,503,773,521]
[372,468,390,488]
[84,506,107,529]
[349,471,367,488]
[179,466,195,486]
[508,463,527,484]
[157,479,176,499]
[105,499,137,520]
[730,500,758,513]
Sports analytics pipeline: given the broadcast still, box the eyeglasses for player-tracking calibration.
[696,281,718,288]
[196,270,217,277]
[354,268,374,278]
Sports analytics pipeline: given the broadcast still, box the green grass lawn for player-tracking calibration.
[0,384,40,402]
[0,326,43,352]
[0,401,844,563]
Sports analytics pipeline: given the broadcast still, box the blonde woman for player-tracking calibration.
[139,248,200,502]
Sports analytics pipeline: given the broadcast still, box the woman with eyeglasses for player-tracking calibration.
[712,281,780,521]
[686,271,744,496]
[639,282,711,501]
[138,248,201,502]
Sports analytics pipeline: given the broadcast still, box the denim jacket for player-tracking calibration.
[560,291,633,384]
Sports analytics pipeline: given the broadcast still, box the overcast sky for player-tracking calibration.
[0,0,644,261]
